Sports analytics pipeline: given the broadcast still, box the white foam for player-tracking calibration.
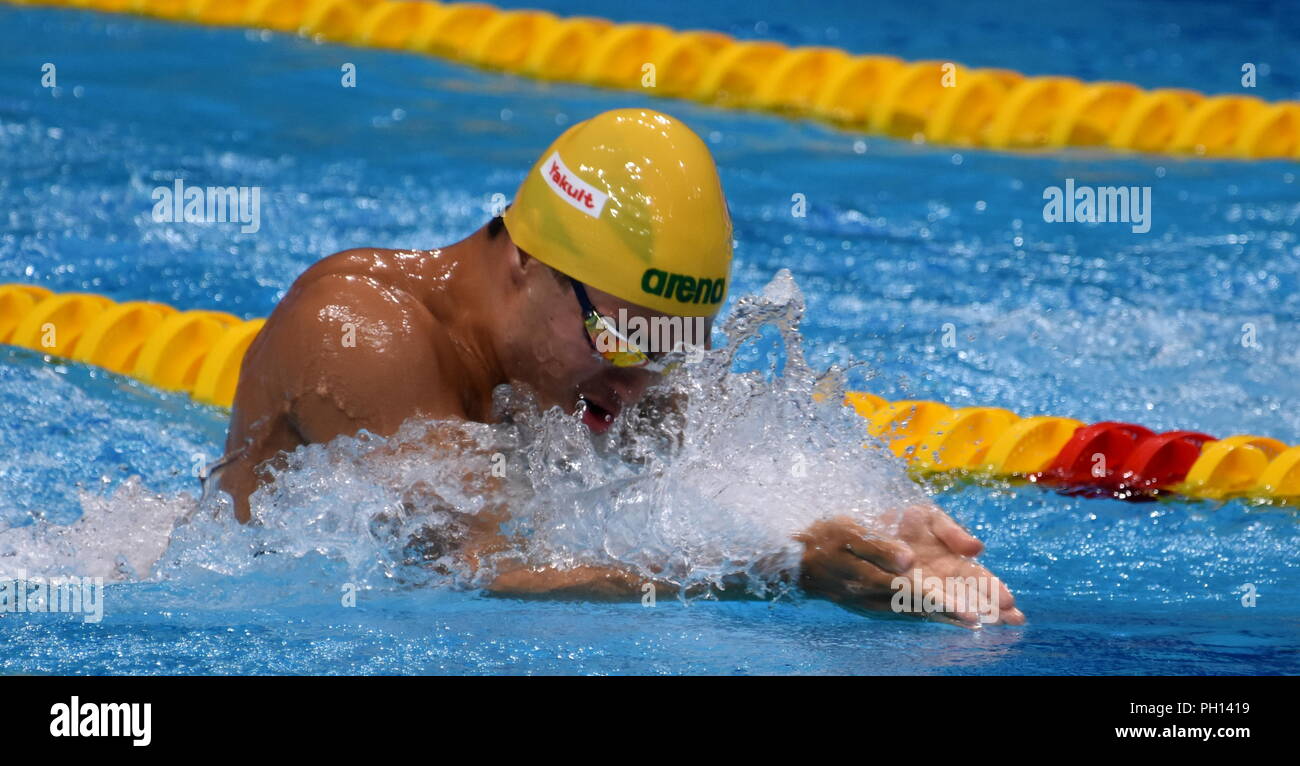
[0,477,193,581]
[3,272,923,598]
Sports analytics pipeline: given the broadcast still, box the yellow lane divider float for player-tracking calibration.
[8,0,1300,160]
[0,284,264,408]
[4,284,1298,504]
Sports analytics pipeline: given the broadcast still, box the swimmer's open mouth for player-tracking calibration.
[578,395,618,433]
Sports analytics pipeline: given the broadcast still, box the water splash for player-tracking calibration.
[0,478,191,582]
[2,272,923,602]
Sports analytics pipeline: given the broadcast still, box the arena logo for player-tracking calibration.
[594,308,707,363]
[641,268,726,306]
[0,570,103,624]
[49,697,151,747]
[1042,178,1152,233]
[890,570,1001,624]
[151,179,261,234]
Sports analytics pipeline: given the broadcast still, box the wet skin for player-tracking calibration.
[218,222,1024,627]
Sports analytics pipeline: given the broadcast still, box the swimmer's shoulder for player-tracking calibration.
[286,247,403,295]
[284,242,482,335]
[315,245,478,338]
[266,247,449,369]
[238,249,463,437]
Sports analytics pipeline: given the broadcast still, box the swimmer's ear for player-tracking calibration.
[494,210,559,288]
[509,244,566,290]
[507,242,534,284]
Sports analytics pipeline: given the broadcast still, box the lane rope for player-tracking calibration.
[4,283,1298,503]
[8,0,1300,159]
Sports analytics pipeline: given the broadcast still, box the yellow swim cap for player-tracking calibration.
[503,108,733,317]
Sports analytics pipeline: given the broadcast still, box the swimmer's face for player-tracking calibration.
[507,256,711,434]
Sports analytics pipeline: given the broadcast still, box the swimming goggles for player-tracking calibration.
[569,277,678,374]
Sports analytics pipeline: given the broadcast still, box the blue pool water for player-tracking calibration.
[1,2,1298,675]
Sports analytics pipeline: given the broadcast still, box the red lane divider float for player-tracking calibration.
[1117,430,1214,492]
[1042,421,1154,489]
[1041,424,1216,498]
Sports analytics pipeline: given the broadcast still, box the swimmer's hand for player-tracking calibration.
[794,507,1025,628]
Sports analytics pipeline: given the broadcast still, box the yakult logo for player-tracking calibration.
[541,151,608,218]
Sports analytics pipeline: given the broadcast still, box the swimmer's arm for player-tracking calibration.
[433,517,662,600]
[478,558,798,602]
[474,505,1026,623]
[470,534,793,601]
[470,508,1026,626]
[482,563,673,601]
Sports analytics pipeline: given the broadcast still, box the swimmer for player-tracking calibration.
[216,108,1024,627]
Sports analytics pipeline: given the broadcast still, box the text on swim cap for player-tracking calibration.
[641,269,726,306]
[541,151,608,218]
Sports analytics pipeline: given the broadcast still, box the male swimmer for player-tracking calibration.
[216,108,1024,626]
